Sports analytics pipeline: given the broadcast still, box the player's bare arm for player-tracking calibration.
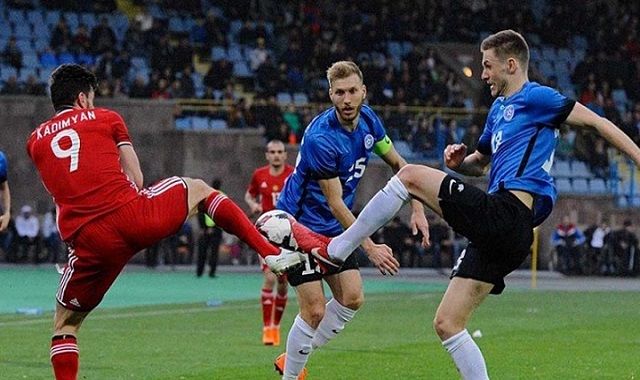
[119,144,143,189]
[318,177,399,275]
[444,144,490,177]
[0,181,10,231]
[380,145,430,247]
[565,102,640,166]
[244,190,262,215]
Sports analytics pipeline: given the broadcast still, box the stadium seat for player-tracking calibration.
[191,116,210,131]
[232,61,252,77]
[292,92,308,105]
[571,161,591,177]
[551,160,572,177]
[44,10,62,28]
[63,12,79,30]
[211,46,227,61]
[209,118,228,129]
[572,178,589,193]
[26,10,44,26]
[18,67,37,82]
[8,9,25,25]
[58,52,75,64]
[227,45,244,62]
[617,196,629,208]
[590,178,607,194]
[13,24,32,39]
[555,178,573,193]
[175,117,191,130]
[276,92,292,105]
[169,17,186,32]
[0,66,18,81]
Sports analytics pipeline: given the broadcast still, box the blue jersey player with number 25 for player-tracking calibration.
[289,30,640,378]
[274,61,429,379]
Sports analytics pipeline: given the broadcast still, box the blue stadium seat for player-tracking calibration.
[227,45,244,62]
[13,24,32,39]
[45,10,62,27]
[589,178,607,194]
[387,41,402,58]
[209,118,227,129]
[22,52,39,68]
[229,20,243,37]
[80,12,97,29]
[169,17,186,32]
[27,10,44,27]
[191,117,210,131]
[276,92,292,105]
[617,196,629,208]
[232,61,252,77]
[571,161,591,177]
[15,38,33,53]
[18,67,37,81]
[76,53,95,66]
[8,9,25,25]
[38,68,50,83]
[293,92,308,105]
[552,160,572,177]
[555,178,572,193]
[63,12,79,30]
[211,46,227,61]
[572,178,589,193]
[542,46,556,60]
[175,117,191,130]
[58,52,75,64]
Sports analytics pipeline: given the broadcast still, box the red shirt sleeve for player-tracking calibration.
[107,110,132,146]
[247,170,259,198]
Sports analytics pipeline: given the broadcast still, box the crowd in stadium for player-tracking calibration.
[1,0,640,167]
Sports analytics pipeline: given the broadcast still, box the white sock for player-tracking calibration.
[328,175,410,261]
[283,314,315,379]
[442,329,489,380]
[311,298,357,349]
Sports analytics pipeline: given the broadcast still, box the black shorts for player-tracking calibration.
[438,175,534,294]
[287,241,360,287]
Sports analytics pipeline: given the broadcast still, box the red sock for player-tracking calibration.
[261,288,275,327]
[205,191,279,258]
[50,335,79,380]
[273,293,288,327]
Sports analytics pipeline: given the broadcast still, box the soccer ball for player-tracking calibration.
[255,210,298,250]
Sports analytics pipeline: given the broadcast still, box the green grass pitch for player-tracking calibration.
[1,281,638,379]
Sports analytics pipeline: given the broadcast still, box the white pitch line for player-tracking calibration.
[0,292,425,327]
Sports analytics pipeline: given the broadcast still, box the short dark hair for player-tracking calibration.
[49,64,97,112]
[481,29,529,68]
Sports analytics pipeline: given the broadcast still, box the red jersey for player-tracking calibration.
[247,164,294,212]
[26,107,140,240]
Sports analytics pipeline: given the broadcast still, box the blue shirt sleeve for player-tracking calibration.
[527,85,576,127]
[301,134,339,179]
[0,152,7,183]
[476,118,493,155]
[362,105,387,142]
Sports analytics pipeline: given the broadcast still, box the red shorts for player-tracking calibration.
[56,177,189,312]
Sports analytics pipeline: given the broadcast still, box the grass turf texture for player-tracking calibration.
[0,269,638,379]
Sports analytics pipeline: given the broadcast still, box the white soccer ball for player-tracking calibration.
[255,210,298,250]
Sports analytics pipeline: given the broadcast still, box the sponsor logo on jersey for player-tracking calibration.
[503,105,515,121]
[260,181,268,188]
[364,134,374,149]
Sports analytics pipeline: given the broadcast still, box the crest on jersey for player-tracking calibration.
[503,105,515,121]
[364,134,374,149]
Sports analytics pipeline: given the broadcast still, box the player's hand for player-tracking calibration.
[0,213,9,232]
[410,211,430,248]
[251,204,263,215]
[364,243,399,276]
[444,143,467,170]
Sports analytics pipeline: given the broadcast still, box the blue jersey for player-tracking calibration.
[477,82,575,226]
[0,151,7,183]
[277,104,386,235]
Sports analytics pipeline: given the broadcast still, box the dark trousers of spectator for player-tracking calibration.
[557,246,581,274]
[43,234,63,263]
[15,235,42,263]
[197,230,222,277]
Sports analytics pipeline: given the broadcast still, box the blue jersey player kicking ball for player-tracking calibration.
[287,30,640,378]
[274,61,429,379]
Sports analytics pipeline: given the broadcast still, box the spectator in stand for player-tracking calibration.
[95,50,115,80]
[112,50,132,80]
[203,10,228,49]
[150,36,173,72]
[204,59,232,91]
[249,37,269,71]
[255,55,280,96]
[91,17,117,54]
[237,20,257,46]
[24,75,46,96]
[585,221,611,275]
[129,75,150,98]
[588,137,610,179]
[42,207,63,263]
[95,78,112,97]
[2,36,22,70]
[123,20,147,58]
[608,220,639,276]
[50,17,71,51]
[70,24,91,56]
[461,123,481,153]
[172,37,194,73]
[551,215,586,275]
[151,78,171,99]
[0,76,22,95]
[15,205,41,263]
[134,5,154,33]
[228,98,250,129]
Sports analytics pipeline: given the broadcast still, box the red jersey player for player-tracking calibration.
[245,140,294,346]
[27,64,303,380]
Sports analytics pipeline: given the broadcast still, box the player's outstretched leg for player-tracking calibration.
[184,178,303,273]
[289,220,340,273]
